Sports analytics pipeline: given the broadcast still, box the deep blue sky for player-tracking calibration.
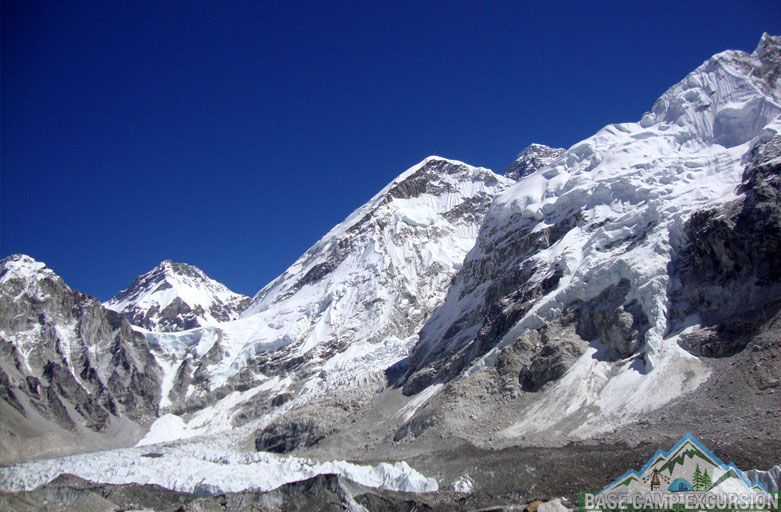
[2,1,779,300]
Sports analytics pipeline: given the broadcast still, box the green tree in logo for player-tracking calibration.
[693,464,705,490]
[702,469,712,491]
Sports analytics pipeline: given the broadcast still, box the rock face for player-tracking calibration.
[0,255,162,463]
[497,315,588,393]
[503,144,565,181]
[574,278,649,360]
[254,418,331,453]
[398,34,781,440]
[105,260,249,332]
[672,134,781,359]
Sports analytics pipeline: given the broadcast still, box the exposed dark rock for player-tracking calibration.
[388,159,458,199]
[393,413,440,442]
[168,357,193,408]
[0,255,162,462]
[671,135,781,358]
[356,493,436,511]
[573,279,649,360]
[518,339,585,393]
[493,316,587,393]
[443,193,495,224]
[401,212,583,396]
[255,418,333,454]
[504,144,565,181]
[0,369,24,415]
[271,392,293,406]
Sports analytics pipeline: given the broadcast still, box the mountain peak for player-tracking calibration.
[756,32,780,56]
[639,33,781,145]
[149,259,207,281]
[418,155,465,166]
[0,253,46,268]
[105,260,249,332]
[393,156,485,185]
[503,144,565,181]
[393,156,499,187]
[0,254,60,287]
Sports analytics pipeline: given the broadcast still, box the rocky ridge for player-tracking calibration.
[0,255,162,463]
[503,144,565,181]
[105,260,249,333]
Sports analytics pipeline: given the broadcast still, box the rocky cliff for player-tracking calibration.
[0,255,162,463]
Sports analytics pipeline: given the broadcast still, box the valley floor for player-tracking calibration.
[1,347,778,511]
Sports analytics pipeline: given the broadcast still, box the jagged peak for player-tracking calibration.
[1,253,43,268]
[519,143,559,153]
[636,33,781,147]
[109,260,242,301]
[105,259,248,332]
[503,144,565,181]
[0,254,69,303]
[147,259,207,280]
[330,155,505,225]
[388,156,488,187]
[0,253,57,282]
[755,32,780,57]
[245,155,512,314]
[417,155,471,167]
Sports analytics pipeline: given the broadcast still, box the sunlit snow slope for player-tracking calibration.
[401,33,781,440]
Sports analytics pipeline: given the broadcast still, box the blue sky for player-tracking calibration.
[2,1,779,300]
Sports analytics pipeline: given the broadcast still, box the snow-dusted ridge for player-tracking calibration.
[139,155,512,431]
[105,260,249,332]
[0,254,162,463]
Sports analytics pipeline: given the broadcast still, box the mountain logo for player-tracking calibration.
[581,434,778,511]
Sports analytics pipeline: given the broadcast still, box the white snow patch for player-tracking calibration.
[137,414,188,446]
[396,384,443,422]
[452,474,474,493]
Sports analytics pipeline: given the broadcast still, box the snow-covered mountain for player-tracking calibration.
[0,254,162,463]
[503,143,565,181]
[139,156,512,431]
[397,33,781,441]
[105,260,249,332]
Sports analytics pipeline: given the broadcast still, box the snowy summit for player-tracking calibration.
[503,143,565,181]
[105,260,249,332]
